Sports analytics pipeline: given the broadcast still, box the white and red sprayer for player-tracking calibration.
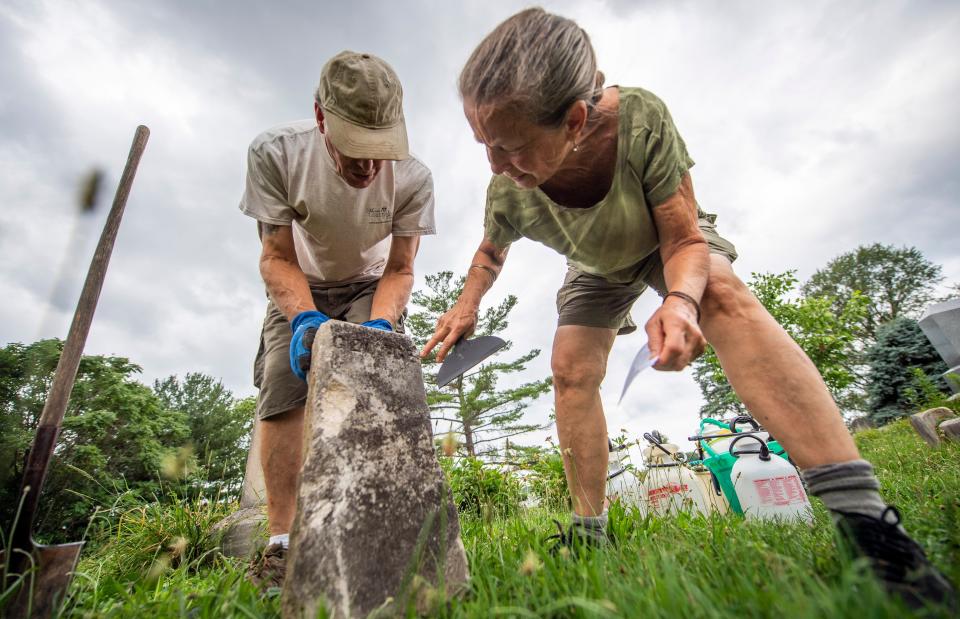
[729,434,813,523]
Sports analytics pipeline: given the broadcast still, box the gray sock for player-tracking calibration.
[801,459,887,521]
[572,511,608,541]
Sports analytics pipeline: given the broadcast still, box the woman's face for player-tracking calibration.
[464,101,584,189]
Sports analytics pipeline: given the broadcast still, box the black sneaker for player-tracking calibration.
[544,519,610,556]
[834,506,957,611]
[247,542,287,590]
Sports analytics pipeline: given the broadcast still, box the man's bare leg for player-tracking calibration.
[698,255,859,467]
[551,325,617,517]
[260,405,305,536]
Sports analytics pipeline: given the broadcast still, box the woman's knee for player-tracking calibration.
[701,266,757,322]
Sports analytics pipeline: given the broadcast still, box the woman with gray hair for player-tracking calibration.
[421,7,954,610]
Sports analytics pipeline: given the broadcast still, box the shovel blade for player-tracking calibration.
[436,336,507,387]
[1,541,83,619]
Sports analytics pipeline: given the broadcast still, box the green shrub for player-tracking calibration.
[904,367,960,415]
[83,487,233,581]
[444,457,523,519]
[525,450,570,511]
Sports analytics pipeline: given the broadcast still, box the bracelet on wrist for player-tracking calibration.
[663,290,701,323]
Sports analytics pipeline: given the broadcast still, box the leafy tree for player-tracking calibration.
[802,244,943,340]
[693,271,868,419]
[407,271,552,459]
[0,340,189,541]
[863,316,950,424]
[153,374,253,500]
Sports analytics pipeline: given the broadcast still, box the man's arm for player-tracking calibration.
[646,172,709,369]
[369,235,421,326]
[259,222,315,320]
[421,238,509,361]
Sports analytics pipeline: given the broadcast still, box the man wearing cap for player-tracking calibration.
[239,51,435,587]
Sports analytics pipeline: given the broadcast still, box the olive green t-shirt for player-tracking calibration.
[483,87,694,284]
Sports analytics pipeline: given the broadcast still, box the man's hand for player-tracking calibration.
[289,310,330,381]
[361,318,393,331]
[420,301,479,362]
[644,296,705,371]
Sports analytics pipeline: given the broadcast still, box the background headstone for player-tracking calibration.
[909,407,957,447]
[282,321,469,619]
[240,419,267,508]
[919,298,960,393]
[849,416,875,433]
[215,419,268,558]
[939,418,960,441]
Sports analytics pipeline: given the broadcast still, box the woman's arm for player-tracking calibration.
[420,238,509,361]
[646,172,709,370]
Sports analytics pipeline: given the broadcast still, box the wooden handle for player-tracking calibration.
[37,126,149,427]
[13,126,149,551]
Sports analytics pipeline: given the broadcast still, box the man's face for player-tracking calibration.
[315,104,385,189]
[325,141,385,189]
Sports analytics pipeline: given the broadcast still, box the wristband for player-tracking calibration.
[664,291,701,323]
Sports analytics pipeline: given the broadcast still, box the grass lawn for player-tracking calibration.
[54,419,959,617]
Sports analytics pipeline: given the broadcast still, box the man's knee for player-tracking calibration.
[260,405,305,432]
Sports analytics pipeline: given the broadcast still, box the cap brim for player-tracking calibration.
[324,112,409,160]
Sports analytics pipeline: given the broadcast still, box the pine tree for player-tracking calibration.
[864,316,950,424]
[407,271,552,459]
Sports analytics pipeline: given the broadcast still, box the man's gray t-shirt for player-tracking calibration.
[239,120,436,286]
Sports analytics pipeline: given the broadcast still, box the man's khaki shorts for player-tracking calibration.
[556,212,738,335]
[253,278,406,420]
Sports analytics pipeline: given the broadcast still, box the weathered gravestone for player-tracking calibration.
[940,418,960,441]
[849,416,875,433]
[909,407,957,447]
[282,321,469,619]
[213,419,267,557]
[919,298,960,393]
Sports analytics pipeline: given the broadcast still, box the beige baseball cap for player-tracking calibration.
[317,51,409,160]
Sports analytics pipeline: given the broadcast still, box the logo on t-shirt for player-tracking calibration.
[367,206,392,224]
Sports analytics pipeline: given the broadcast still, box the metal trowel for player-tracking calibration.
[436,336,507,387]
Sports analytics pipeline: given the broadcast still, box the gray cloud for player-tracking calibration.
[1,0,958,452]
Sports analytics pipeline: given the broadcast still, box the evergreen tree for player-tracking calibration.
[864,316,950,424]
[407,271,552,459]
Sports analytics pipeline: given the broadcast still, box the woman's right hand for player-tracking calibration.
[422,239,508,362]
[421,300,480,362]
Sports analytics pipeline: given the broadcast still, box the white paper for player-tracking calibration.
[618,343,659,404]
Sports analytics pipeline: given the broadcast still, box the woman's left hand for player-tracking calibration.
[644,296,706,370]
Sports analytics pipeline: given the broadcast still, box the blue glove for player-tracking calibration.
[361,318,393,331]
[289,310,330,381]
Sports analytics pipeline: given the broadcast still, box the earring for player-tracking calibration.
[572,143,580,153]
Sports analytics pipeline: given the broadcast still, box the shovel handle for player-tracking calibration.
[12,126,149,553]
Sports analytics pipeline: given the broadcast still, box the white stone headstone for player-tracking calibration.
[282,321,469,619]
[919,298,960,392]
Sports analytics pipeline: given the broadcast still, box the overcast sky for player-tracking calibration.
[1,0,958,461]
